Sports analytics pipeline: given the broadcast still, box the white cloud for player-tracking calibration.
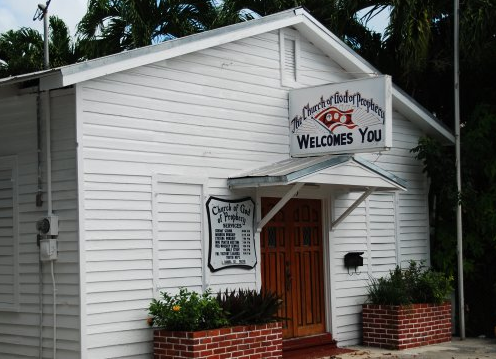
[0,0,87,36]
[48,0,87,35]
[357,6,391,35]
[0,8,19,33]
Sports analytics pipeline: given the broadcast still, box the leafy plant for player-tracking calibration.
[366,261,453,305]
[367,266,410,305]
[148,288,228,331]
[216,288,283,325]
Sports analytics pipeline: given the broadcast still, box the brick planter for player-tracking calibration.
[362,303,451,350]
[154,322,282,359]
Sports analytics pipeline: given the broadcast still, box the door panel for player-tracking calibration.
[261,198,325,339]
[261,221,293,334]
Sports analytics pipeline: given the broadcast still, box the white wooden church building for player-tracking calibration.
[0,8,453,359]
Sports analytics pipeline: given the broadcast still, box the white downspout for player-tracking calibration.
[37,87,44,359]
[45,92,52,216]
[44,89,57,359]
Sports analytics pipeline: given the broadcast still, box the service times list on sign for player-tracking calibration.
[206,197,256,272]
[213,228,252,262]
[214,228,245,263]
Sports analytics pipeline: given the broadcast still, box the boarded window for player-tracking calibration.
[153,176,205,295]
[0,157,18,309]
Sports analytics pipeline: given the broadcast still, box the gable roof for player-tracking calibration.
[0,7,454,144]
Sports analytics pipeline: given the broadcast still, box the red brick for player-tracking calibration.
[362,302,451,351]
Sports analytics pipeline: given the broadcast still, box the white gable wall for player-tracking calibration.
[0,88,80,358]
[77,28,429,356]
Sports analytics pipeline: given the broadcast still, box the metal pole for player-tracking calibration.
[43,6,49,69]
[33,1,51,69]
[454,0,465,340]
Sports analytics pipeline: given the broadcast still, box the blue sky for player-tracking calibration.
[0,0,87,35]
[0,1,389,37]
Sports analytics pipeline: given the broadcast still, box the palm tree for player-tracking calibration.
[49,16,81,68]
[0,16,78,77]
[76,0,235,59]
[0,27,43,77]
[221,0,383,61]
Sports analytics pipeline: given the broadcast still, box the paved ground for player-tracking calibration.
[331,338,496,359]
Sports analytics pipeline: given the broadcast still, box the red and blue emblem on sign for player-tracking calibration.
[314,106,356,133]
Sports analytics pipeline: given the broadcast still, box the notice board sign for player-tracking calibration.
[206,197,256,272]
[289,75,392,157]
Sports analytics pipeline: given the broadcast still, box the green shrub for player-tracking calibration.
[216,288,283,325]
[148,288,228,331]
[367,266,410,305]
[148,287,283,330]
[366,261,453,305]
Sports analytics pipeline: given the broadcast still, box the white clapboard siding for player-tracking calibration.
[330,192,369,345]
[76,26,434,354]
[83,172,153,358]
[369,193,397,277]
[330,110,430,346]
[0,161,17,308]
[0,89,80,358]
[153,179,204,294]
[299,32,354,85]
[79,30,305,356]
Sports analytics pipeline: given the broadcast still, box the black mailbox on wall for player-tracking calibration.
[344,252,364,274]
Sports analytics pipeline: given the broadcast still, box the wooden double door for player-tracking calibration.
[261,198,326,339]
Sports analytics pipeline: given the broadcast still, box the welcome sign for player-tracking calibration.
[289,76,392,157]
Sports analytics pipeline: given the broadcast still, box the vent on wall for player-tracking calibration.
[280,29,300,87]
[284,38,296,82]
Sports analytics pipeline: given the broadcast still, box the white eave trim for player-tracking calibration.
[393,86,455,144]
[42,10,304,89]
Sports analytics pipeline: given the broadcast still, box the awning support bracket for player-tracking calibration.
[256,182,304,232]
[331,187,376,230]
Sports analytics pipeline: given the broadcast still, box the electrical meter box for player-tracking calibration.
[39,238,58,261]
[36,215,59,236]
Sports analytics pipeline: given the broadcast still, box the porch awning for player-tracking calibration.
[227,155,407,192]
[228,155,407,230]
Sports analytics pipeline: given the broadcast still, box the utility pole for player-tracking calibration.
[454,0,465,340]
[33,0,52,70]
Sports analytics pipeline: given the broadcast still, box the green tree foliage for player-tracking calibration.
[0,16,79,77]
[0,27,44,77]
[412,104,496,336]
[223,0,383,56]
[76,0,239,59]
[48,17,81,68]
